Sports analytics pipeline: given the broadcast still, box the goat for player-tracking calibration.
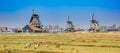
[34,43,40,49]
[24,43,31,48]
[45,44,49,47]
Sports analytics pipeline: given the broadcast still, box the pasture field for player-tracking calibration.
[0,32,120,53]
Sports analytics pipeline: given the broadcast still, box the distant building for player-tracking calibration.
[117,26,120,31]
[99,26,107,32]
[75,25,80,31]
[22,9,43,32]
[0,27,7,32]
[107,24,118,31]
[15,28,22,33]
[0,27,14,33]
[44,25,64,33]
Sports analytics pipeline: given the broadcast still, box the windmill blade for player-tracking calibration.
[67,16,70,21]
[92,12,94,20]
[32,8,35,14]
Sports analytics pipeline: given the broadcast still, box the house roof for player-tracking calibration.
[28,24,42,31]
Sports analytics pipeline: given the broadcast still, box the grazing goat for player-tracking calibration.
[34,43,40,49]
[45,44,49,47]
[24,43,31,48]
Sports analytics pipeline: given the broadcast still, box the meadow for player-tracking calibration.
[0,32,120,53]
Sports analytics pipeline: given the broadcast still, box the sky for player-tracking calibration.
[0,0,120,29]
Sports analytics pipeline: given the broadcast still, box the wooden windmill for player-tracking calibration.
[29,9,42,28]
[22,9,43,32]
[65,16,75,32]
[89,13,99,32]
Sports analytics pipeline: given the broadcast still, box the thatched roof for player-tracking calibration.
[28,24,42,31]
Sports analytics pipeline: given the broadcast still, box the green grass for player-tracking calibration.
[0,32,120,53]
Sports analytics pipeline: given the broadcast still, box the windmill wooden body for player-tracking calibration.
[29,9,41,28]
[89,13,99,32]
[65,16,75,32]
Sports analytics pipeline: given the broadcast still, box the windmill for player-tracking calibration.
[89,13,99,32]
[22,9,43,32]
[65,16,75,32]
[29,9,42,28]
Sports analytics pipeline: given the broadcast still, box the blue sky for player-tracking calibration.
[0,0,120,29]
